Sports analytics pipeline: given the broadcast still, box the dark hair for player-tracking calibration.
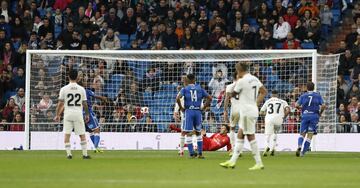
[222,125,230,132]
[272,90,278,95]
[235,62,249,72]
[186,74,195,81]
[307,82,315,91]
[232,71,237,80]
[69,69,78,80]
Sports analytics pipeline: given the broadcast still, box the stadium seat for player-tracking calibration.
[111,74,124,84]
[247,18,257,26]
[275,42,283,49]
[160,84,177,91]
[143,91,153,106]
[301,42,315,49]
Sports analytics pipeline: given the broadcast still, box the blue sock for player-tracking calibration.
[187,143,194,155]
[196,136,203,155]
[298,136,304,148]
[302,139,311,155]
[94,134,100,148]
[90,135,95,146]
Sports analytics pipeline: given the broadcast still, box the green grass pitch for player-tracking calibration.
[0,151,359,188]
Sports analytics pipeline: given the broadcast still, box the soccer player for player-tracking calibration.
[223,72,240,155]
[176,74,212,158]
[295,82,326,157]
[54,69,91,159]
[220,62,267,170]
[202,125,232,151]
[260,90,290,156]
[80,80,108,153]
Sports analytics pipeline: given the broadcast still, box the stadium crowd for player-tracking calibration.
[0,0,353,133]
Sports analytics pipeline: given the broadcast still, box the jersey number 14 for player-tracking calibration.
[190,90,197,102]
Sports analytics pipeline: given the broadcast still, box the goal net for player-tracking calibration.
[25,50,339,149]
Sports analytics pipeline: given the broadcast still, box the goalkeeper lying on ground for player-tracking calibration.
[184,125,232,152]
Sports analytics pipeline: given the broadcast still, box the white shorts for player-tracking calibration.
[265,117,283,135]
[63,113,86,135]
[229,110,240,128]
[239,115,257,135]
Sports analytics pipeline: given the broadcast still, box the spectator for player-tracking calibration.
[136,22,150,47]
[273,16,291,42]
[298,0,319,18]
[209,25,225,48]
[38,17,54,40]
[319,4,333,40]
[283,32,301,49]
[348,96,359,113]
[1,42,17,71]
[7,104,22,123]
[119,8,136,35]
[305,18,321,45]
[237,23,255,49]
[256,2,271,23]
[293,20,306,42]
[67,30,81,50]
[350,113,360,133]
[0,15,10,38]
[58,21,74,49]
[9,112,23,131]
[37,93,53,112]
[346,24,358,49]
[0,0,14,23]
[180,27,193,49]
[125,82,143,106]
[228,10,243,36]
[100,28,120,50]
[1,98,16,121]
[208,69,229,98]
[274,0,286,16]
[11,88,25,110]
[337,76,350,104]
[337,114,350,133]
[192,25,208,50]
[283,7,298,29]
[338,103,351,121]
[11,67,25,91]
[338,50,355,76]
[162,26,179,50]
[352,56,360,84]
[11,17,28,42]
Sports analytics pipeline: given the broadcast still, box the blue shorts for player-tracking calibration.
[183,110,202,132]
[85,111,100,132]
[300,115,319,134]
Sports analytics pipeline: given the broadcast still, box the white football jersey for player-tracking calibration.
[58,82,87,115]
[260,97,289,120]
[174,97,184,119]
[233,73,263,117]
[225,82,241,112]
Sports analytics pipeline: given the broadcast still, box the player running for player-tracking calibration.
[260,90,290,156]
[223,72,240,155]
[295,82,326,157]
[54,69,91,159]
[176,74,212,158]
[80,80,108,153]
[220,62,267,170]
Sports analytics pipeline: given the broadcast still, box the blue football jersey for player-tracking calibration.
[85,89,95,111]
[180,84,209,110]
[297,91,323,115]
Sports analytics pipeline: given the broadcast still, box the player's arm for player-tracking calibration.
[173,101,181,122]
[223,91,231,123]
[54,100,64,122]
[94,95,108,102]
[319,96,326,116]
[256,85,267,107]
[295,95,302,110]
[259,100,268,116]
[284,106,291,117]
[202,88,212,110]
[82,88,90,122]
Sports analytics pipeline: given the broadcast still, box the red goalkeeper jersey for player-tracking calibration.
[203,133,231,151]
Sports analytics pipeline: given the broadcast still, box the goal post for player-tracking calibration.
[24,50,339,150]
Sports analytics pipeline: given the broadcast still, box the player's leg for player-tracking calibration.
[245,117,264,170]
[270,120,283,156]
[63,118,73,159]
[93,127,102,152]
[229,112,239,155]
[263,119,272,157]
[184,111,196,157]
[194,111,204,158]
[179,118,186,156]
[301,118,318,156]
[220,115,245,168]
[296,119,308,157]
[75,117,90,159]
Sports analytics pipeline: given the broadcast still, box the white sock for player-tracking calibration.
[65,142,71,156]
[229,139,244,163]
[192,134,197,148]
[229,130,235,149]
[250,140,262,165]
[80,141,88,156]
[271,134,277,151]
[179,135,185,152]
[265,134,271,149]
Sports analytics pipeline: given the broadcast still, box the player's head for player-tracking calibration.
[306,81,315,91]
[68,69,78,81]
[181,74,189,86]
[186,73,196,84]
[271,90,278,97]
[220,125,229,135]
[235,61,249,74]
